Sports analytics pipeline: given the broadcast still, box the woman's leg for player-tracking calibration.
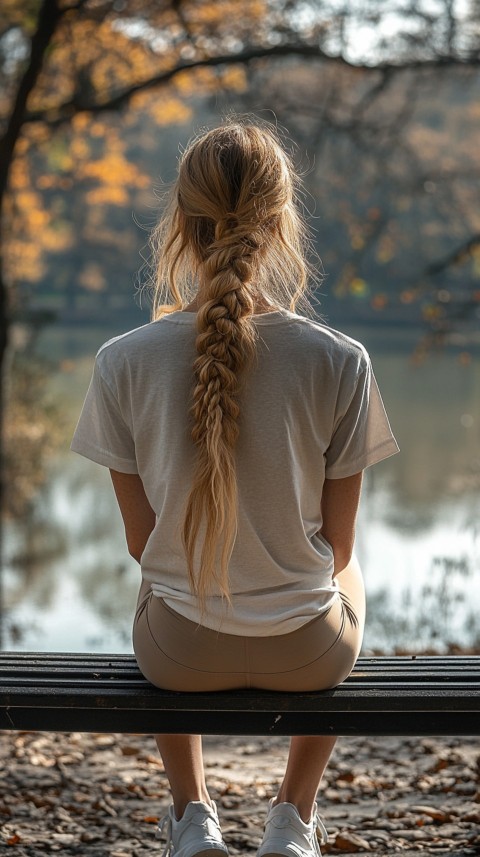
[273,556,365,822]
[154,734,212,820]
[273,736,337,823]
[153,733,335,825]
[133,587,213,820]
[153,735,228,857]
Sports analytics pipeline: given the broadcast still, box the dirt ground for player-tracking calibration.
[1,732,479,856]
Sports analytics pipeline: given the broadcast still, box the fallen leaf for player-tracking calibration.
[120,745,140,756]
[336,771,355,783]
[410,805,451,823]
[335,832,371,851]
[464,809,480,822]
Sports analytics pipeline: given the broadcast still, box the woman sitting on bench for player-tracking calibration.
[72,119,398,857]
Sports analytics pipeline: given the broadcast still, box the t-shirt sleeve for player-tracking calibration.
[324,353,399,479]
[70,359,138,474]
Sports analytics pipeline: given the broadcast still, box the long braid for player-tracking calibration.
[183,215,258,606]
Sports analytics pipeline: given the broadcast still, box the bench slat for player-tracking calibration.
[4,677,477,690]
[1,708,479,737]
[1,654,477,671]
[1,653,478,737]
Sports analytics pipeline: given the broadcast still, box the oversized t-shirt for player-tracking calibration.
[71,308,399,635]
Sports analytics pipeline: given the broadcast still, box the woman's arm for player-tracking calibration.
[110,470,156,564]
[320,472,363,577]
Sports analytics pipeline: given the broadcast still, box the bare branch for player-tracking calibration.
[171,0,198,53]
[425,234,480,277]
[24,40,480,128]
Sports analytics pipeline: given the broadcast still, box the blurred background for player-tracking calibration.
[0,0,479,655]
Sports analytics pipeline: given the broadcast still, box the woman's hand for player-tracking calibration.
[110,470,156,564]
[320,472,363,577]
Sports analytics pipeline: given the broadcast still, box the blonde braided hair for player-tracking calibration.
[149,119,315,610]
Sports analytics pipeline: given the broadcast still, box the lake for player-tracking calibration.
[2,319,479,654]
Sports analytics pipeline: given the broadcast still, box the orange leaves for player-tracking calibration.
[5,240,46,283]
[81,155,131,183]
[5,159,73,285]
[9,156,30,190]
[85,185,129,206]
[146,97,193,126]
[69,137,91,161]
[26,205,50,230]
[80,150,150,208]
[189,0,266,30]
[219,65,247,92]
[71,112,92,132]
[175,64,247,96]
[132,83,195,127]
[20,0,267,124]
[78,262,107,293]
[17,189,50,222]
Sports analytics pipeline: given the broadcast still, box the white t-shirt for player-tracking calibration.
[71,309,399,635]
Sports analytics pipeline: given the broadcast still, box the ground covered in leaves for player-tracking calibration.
[1,732,479,856]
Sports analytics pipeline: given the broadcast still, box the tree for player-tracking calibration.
[1,0,480,483]
[2,0,480,332]
[247,57,480,340]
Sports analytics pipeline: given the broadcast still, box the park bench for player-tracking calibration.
[0,652,479,736]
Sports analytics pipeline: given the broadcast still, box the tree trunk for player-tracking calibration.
[0,0,63,355]
[0,0,63,642]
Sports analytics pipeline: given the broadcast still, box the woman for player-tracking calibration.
[72,120,399,857]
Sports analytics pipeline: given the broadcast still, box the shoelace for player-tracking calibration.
[156,814,173,856]
[312,812,329,855]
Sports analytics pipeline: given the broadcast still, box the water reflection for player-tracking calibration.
[359,484,480,652]
[4,457,140,651]
[2,324,479,653]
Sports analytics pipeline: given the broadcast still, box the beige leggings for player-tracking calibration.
[133,557,365,693]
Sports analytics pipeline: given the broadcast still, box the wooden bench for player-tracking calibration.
[1,652,479,736]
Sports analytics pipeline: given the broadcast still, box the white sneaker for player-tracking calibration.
[157,800,229,857]
[257,800,328,857]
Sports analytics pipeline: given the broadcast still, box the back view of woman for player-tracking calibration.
[72,120,398,857]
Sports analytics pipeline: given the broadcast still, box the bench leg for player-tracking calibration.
[154,733,213,820]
